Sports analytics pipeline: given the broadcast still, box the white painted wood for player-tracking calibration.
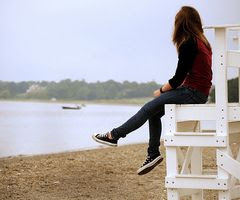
[176,105,215,121]
[164,104,176,136]
[217,150,240,180]
[175,104,240,122]
[179,118,201,176]
[191,148,202,175]
[229,27,240,31]
[175,103,239,107]
[164,135,226,147]
[174,132,215,136]
[238,30,240,111]
[165,104,180,199]
[191,147,203,200]
[165,104,178,176]
[176,147,185,165]
[165,176,229,190]
[237,29,240,106]
[175,174,217,179]
[180,147,193,174]
[214,27,228,137]
[229,146,240,195]
[204,24,240,29]
[238,30,240,42]
[227,50,240,68]
[239,68,240,104]
[177,147,192,173]
[166,147,178,176]
[166,147,180,199]
[214,25,231,200]
[165,105,178,180]
[229,107,240,122]
[164,25,240,200]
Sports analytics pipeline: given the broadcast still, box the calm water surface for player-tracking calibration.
[0,101,215,157]
[0,101,157,157]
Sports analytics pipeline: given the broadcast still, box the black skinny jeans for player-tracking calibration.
[111,85,208,157]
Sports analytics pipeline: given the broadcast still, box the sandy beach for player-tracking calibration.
[0,142,239,200]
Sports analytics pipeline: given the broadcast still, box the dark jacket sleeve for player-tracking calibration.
[168,38,198,89]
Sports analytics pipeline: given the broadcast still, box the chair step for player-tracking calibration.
[164,134,226,147]
[165,175,229,190]
[174,132,216,136]
[176,174,217,179]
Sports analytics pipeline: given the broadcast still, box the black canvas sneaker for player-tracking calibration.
[92,133,118,147]
[137,155,163,175]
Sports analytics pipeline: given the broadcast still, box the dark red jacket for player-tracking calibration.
[183,38,212,95]
[168,38,212,96]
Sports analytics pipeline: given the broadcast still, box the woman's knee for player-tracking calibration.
[140,102,153,117]
[141,101,165,118]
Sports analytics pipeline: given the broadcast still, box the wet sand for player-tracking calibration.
[0,142,239,200]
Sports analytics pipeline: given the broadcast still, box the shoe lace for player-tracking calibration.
[98,133,108,138]
[142,156,152,166]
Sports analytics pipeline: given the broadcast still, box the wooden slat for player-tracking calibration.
[165,176,228,190]
[217,150,240,180]
[204,24,240,29]
[174,132,215,136]
[172,104,240,122]
[176,174,217,179]
[164,135,226,147]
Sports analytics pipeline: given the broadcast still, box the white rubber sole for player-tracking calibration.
[137,156,163,175]
[92,134,117,147]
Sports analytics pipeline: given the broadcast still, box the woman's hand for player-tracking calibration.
[153,89,161,97]
[153,83,173,97]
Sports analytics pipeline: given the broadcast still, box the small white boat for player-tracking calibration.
[62,105,81,110]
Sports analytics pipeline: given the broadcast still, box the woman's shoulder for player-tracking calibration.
[182,37,197,47]
[196,38,212,55]
[179,37,198,53]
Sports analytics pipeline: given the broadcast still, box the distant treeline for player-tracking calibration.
[0,78,238,102]
[0,79,161,100]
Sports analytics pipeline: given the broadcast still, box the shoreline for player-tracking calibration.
[0,141,149,160]
[0,97,153,106]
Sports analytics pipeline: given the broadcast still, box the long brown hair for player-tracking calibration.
[172,6,211,52]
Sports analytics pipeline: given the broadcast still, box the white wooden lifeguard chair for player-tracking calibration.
[164,25,240,200]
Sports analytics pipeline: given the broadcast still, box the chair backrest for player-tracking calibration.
[204,25,240,139]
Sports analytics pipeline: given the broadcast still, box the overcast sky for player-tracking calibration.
[0,0,240,84]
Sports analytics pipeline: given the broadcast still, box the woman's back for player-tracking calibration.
[183,38,212,96]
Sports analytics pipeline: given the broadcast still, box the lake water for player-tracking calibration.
[0,101,215,158]
[0,101,155,157]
